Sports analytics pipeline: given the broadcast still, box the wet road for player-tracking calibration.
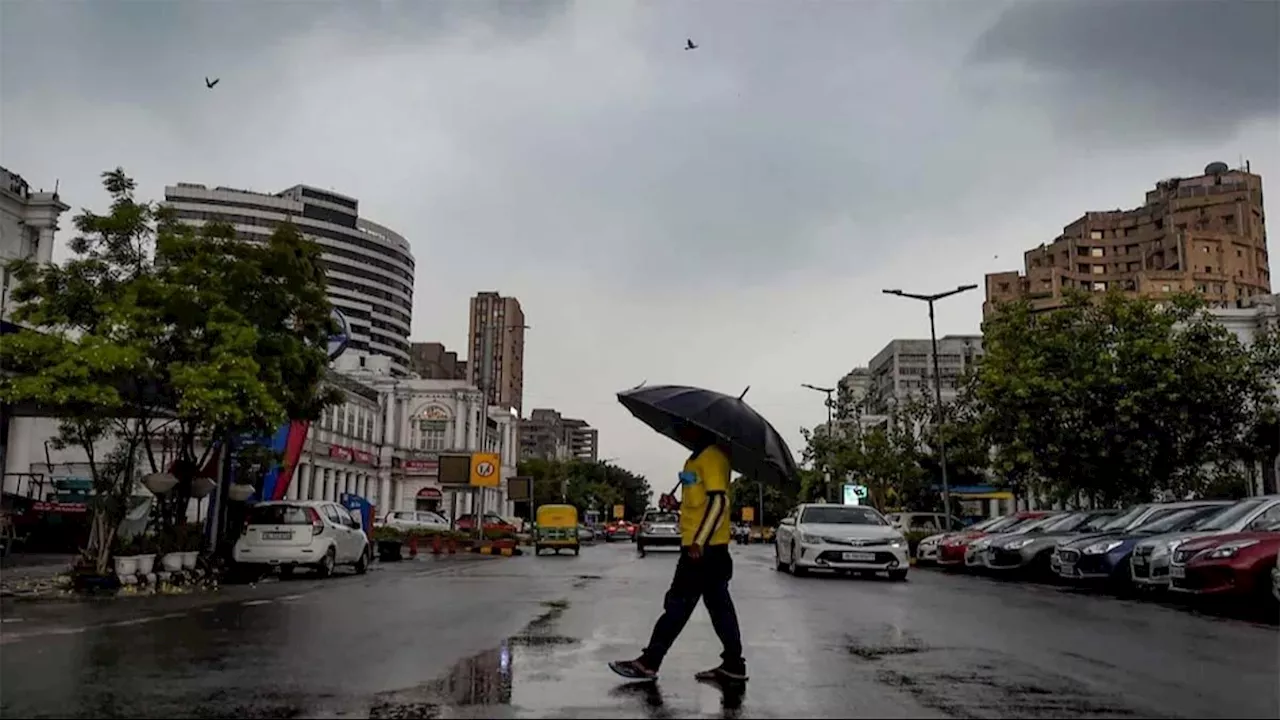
[1,542,1275,719]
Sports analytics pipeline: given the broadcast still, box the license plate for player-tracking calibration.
[262,531,293,540]
[1170,566,1186,579]
[1060,562,1076,576]
[842,551,876,562]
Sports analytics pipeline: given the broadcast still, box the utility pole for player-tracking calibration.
[882,284,978,523]
[801,383,836,502]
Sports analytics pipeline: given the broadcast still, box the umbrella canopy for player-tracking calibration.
[617,384,799,487]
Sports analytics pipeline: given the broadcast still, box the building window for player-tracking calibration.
[1090,230,1103,240]
[1092,265,1105,275]
[417,420,449,450]
[1161,284,1172,292]
[1089,247,1104,258]
[346,408,356,437]
[1092,282,1107,292]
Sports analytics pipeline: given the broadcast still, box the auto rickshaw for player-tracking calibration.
[534,504,580,556]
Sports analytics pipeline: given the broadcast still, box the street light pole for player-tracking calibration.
[801,383,836,502]
[881,284,978,523]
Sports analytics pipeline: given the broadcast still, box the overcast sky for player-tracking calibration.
[3,0,1277,488]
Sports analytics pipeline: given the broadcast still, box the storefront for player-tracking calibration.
[416,486,443,513]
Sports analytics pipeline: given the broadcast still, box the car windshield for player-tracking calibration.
[965,516,1003,532]
[801,506,887,525]
[420,512,446,524]
[1038,512,1089,532]
[1131,506,1200,530]
[1076,512,1119,532]
[646,513,678,524]
[1102,505,1153,531]
[1138,506,1225,533]
[1194,499,1266,531]
[248,504,311,525]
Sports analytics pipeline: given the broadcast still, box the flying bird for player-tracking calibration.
[685,39,698,51]
[205,77,220,89]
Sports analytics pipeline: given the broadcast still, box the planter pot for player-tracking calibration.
[113,555,140,578]
[180,551,199,570]
[142,472,179,496]
[377,540,403,562]
[161,552,184,572]
[136,554,156,575]
[227,483,255,502]
[189,476,217,499]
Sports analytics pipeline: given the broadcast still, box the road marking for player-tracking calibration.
[276,594,306,602]
[1,617,24,624]
[241,599,273,607]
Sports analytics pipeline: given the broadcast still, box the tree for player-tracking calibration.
[518,458,652,521]
[971,290,1280,506]
[0,169,339,572]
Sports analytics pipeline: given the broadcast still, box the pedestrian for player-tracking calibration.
[609,424,747,683]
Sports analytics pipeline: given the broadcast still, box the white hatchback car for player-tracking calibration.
[381,509,449,533]
[234,500,371,577]
[775,503,909,580]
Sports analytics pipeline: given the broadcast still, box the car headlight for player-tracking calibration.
[798,532,818,545]
[971,539,991,550]
[1205,540,1259,559]
[1003,538,1036,550]
[888,535,906,548]
[1083,540,1123,555]
[1160,539,1186,556]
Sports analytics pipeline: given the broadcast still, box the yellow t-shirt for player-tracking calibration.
[678,445,732,547]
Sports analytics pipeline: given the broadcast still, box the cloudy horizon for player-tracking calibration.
[3,0,1277,487]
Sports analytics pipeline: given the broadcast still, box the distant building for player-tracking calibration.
[864,335,985,414]
[520,408,599,463]
[467,292,526,414]
[164,182,416,375]
[986,163,1271,318]
[1,166,69,322]
[410,342,468,380]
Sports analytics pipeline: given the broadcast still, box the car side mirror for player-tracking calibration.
[780,518,795,526]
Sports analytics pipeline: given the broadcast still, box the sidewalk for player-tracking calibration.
[0,555,77,599]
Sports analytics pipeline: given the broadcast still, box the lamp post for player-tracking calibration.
[801,383,836,502]
[881,284,978,522]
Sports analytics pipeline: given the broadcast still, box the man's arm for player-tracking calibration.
[693,490,727,548]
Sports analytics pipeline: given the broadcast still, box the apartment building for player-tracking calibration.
[519,408,599,463]
[864,335,985,414]
[410,342,468,380]
[467,292,526,414]
[986,162,1270,318]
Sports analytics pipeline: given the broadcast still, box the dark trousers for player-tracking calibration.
[640,544,744,670]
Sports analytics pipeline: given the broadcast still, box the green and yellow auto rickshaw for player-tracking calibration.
[534,504,580,556]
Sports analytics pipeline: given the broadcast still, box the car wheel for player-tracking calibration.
[354,547,370,575]
[789,542,806,576]
[888,569,909,582]
[315,547,336,578]
[573,547,580,556]
[774,543,786,572]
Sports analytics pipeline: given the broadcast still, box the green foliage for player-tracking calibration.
[971,291,1280,505]
[0,168,340,555]
[730,473,793,526]
[517,458,651,520]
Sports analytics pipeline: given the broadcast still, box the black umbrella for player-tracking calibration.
[616,384,800,488]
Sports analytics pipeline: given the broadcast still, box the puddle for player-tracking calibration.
[872,649,1155,719]
[845,625,929,660]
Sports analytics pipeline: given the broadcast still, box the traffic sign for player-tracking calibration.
[842,483,868,506]
[741,506,755,522]
[470,452,500,487]
[613,504,625,520]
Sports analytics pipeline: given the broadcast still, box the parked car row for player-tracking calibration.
[916,496,1280,614]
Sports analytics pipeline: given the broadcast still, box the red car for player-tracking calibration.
[454,512,517,535]
[936,511,1055,567]
[1168,530,1280,601]
[603,521,636,542]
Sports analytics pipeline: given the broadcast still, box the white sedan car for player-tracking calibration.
[775,503,909,580]
[234,500,371,577]
[381,509,450,533]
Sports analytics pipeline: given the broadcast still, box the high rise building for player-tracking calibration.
[164,183,415,374]
[467,291,526,414]
[519,408,599,463]
[864,335,985,414]
[1,166,69,322]
[985,163,1270,317]
[409,342,468,380]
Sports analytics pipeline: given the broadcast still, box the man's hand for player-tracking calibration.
[687,543,703,560]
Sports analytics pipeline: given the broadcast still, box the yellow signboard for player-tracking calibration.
[469,452,500,487]
[741,507,755,523]
[613,504,625,520]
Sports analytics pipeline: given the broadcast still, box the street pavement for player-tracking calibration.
[0,541,1275,719]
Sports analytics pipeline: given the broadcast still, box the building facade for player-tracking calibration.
[519,408,599,463]
[334,353,518,518]
[163,183,416,374]
[864,335,985,414]
[986,163,1270,318]
[410,342,468,380]
[467,292,526,414]
[1,166,69,322]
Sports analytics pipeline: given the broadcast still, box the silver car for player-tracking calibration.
[637,511,681,557]
[1131,495,1280,589]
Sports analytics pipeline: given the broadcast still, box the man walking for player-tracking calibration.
[609,427,747,682]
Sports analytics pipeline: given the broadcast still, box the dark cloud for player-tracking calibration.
[968,0,1280,142]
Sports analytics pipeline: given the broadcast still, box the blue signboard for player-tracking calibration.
[341,492,374,533]
[328,308,351,361]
